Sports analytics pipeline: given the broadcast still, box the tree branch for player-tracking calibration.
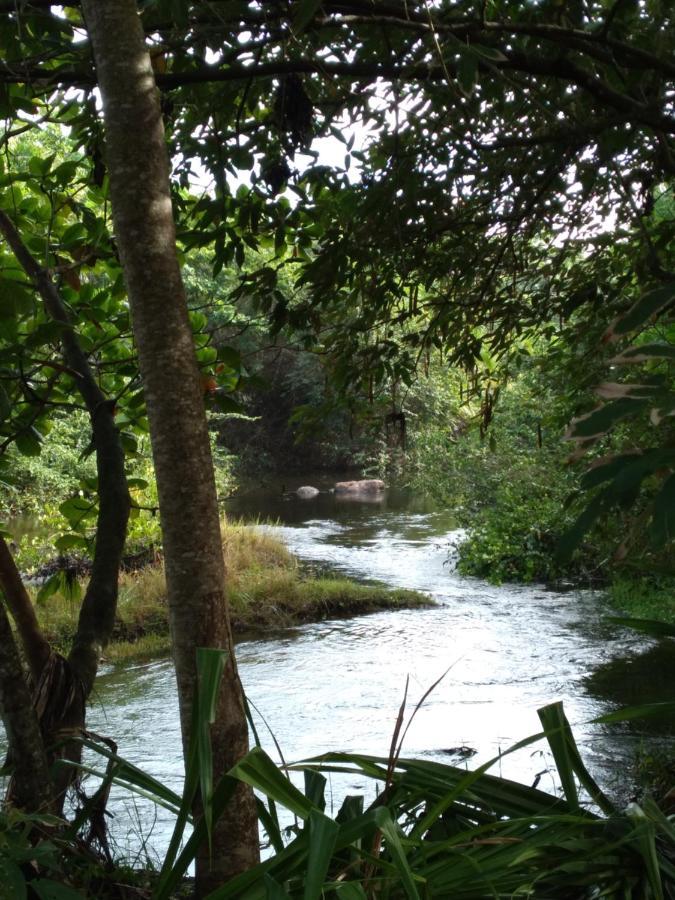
[0,208,130,694]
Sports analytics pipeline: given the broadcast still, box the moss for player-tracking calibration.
[33,522,431,661]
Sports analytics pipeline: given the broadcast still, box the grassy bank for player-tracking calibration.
[607,575,675,624]
[33,522,430,662]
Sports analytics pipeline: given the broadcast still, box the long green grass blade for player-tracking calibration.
[196,647,228,853]
[334,883,367,899]
[374,807,422,900]
[538,702,580,810]
[303,809,339,900]
[592,701,675,725]
[263,874,292,899]
[155,649,228,899]
[626,803,664,900]
[230,747,313,819]
[539,702,615,815]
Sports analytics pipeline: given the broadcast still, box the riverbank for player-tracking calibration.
[33,522,431,662]
[607,575,675,624]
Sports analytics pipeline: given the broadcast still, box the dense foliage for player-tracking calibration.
[0,0,674,896]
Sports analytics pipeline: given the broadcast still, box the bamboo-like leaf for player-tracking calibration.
[556,487,612,561]
[604,282,675,342]
[565,398,648,441]
[595,381,658,400]
[610,343,675,364]
[580,452,642,489]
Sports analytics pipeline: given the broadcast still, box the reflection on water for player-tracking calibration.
[82,478,669,857]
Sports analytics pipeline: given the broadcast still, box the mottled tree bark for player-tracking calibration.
[0,594,53,812]
[80,0,259,891]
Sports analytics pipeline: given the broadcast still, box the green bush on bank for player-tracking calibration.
[608,575,675,624]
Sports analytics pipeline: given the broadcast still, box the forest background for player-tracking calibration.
[0,0,674,897]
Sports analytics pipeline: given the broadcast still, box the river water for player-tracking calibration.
[86,478,658,860]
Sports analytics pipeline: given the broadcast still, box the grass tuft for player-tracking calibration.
[32,521,431,661]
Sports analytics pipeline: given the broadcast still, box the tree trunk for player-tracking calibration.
[80,0,259,890]
[0,593,53,812]
[0,536,51,682]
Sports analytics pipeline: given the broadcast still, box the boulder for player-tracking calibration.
[296,485,320,499]
[334,479,385,494]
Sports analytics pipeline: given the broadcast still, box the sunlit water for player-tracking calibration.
[81,477,667,861]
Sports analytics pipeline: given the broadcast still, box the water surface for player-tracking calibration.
[87,477,663,857]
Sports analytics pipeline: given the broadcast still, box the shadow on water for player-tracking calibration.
[585,641,675,735]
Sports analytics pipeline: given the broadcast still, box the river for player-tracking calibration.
[85,476,664,862]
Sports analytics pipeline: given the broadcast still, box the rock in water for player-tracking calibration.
[334,479,385,494]
[296,485,320,499]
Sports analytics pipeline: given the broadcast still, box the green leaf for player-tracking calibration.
[335,885,367,900]
[0,858,27,900]
[218,346,241,370]
[126,477,149,490]
[59,496,96,528]
[605,282,675,341]
[374,807,422,900]
[196,647,227,851]
[15,427,42,456]
[566,397,648,441]
[303,810,339,900]
[230,747,313,820]
[651,472,675,546]
[610,342,675,364]
[37,573,62,605]
[27,153,56,177]
[538,702,614,815]
[189,310,208,332]
[303,770,326,812]
[59,221,87,247]
[0,384,11,420]
[264,875,292,899]
[293,0,323,33]
[471,43,507,61]
[30,880,85,900]
[625,803,664,900]
[54,533,89,552]
[580,453,640,490]
[457,51,478,97]
[556,486,612,561]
